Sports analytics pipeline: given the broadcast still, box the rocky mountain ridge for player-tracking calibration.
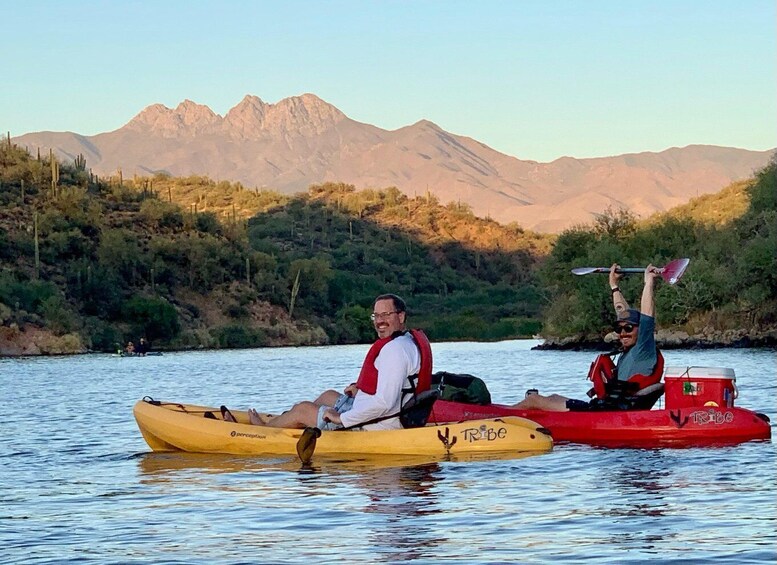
[13,93,774,232]
[125,94,349,138]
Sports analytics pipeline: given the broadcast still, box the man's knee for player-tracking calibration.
[314,390,341,405]
[522,393,568,411]
[292,400,317,412]
[546,394,567,402]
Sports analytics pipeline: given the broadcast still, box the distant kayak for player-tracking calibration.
[113,351,163,357]
[133,398,553,457]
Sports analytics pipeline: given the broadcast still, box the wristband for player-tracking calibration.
[611,287,621,294]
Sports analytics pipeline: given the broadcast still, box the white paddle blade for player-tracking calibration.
[571,267,606,275]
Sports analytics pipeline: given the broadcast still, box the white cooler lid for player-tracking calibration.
[664,366,736,380]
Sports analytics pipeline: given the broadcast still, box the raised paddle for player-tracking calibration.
[571,258,690,285]
[296,427,321,465]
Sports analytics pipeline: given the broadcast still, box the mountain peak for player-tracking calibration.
[237,94,266,107]
[223,95,268,137]
[126,100,220,136]
[174,99,220,129]
[413,119,439,128]
[125,103,173,129]
[267,93,346,134]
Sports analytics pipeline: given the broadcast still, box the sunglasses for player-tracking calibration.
[614,323,636,334]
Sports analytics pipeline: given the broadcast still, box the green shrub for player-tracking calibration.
[212,324,267,348]
[0,273,58,314]
[82,317,124,352]
[121,296,181,342]
[40,295,79,333]
[139,199,184,229]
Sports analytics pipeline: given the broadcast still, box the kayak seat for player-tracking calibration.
[400,389,441,428]
[628,382,665,410]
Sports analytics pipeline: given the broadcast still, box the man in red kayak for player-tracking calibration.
[511,263,661,411]
[226,293,432,429]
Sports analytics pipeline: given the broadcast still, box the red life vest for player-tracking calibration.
[587,350,664,400]
[355,329,433,395]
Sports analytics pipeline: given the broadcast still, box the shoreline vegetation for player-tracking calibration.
[1,325,775,357]
[1,138,775,357]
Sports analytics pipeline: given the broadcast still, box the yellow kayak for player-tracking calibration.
[133,399,553,456]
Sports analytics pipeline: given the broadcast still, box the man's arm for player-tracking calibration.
[610,263,629,317]
[640,264,659,318]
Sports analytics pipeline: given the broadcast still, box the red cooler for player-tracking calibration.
[664,367,737,409]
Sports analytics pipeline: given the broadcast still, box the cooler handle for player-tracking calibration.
[732,381,739,399]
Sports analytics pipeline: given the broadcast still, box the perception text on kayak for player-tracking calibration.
[231,430,267,439]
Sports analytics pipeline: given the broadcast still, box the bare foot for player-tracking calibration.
[248,408,273,425]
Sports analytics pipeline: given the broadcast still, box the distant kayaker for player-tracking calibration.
[511,263,661,411]
[226,293,433,430]
[125,341,135,355]
[136,338,149,356]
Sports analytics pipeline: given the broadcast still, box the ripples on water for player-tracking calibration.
[1,342,775,563]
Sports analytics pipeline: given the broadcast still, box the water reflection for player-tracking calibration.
[136,452,295,478]
[136,450,540,477]
[612,452,671,497]
[134,452,444,562]
[345,462,444,562]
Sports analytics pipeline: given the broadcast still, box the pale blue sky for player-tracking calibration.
[2,0,775,162]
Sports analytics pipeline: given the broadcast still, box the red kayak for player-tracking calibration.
[428,366,772,447]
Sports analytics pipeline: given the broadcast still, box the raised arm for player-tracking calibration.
[640,264,660,318]
[609,263,629,317]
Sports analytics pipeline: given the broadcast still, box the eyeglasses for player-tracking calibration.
[371,311,399,321]
[614,323,636,334]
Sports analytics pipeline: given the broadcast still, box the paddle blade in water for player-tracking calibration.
[296,427,321,465]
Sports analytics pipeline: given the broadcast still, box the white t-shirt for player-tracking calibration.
[339,333,421,430]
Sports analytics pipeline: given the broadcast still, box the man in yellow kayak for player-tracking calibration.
[228,293,433,430]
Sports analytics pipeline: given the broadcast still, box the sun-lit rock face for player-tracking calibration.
[126,100,221,137]
[127,93,346,140]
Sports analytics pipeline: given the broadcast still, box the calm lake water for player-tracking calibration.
[1,341,775,564]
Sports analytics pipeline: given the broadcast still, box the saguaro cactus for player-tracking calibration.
[288,269,301,318]
[74,153,87,171]
[49,149,59,195]
[33,212,40,279]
